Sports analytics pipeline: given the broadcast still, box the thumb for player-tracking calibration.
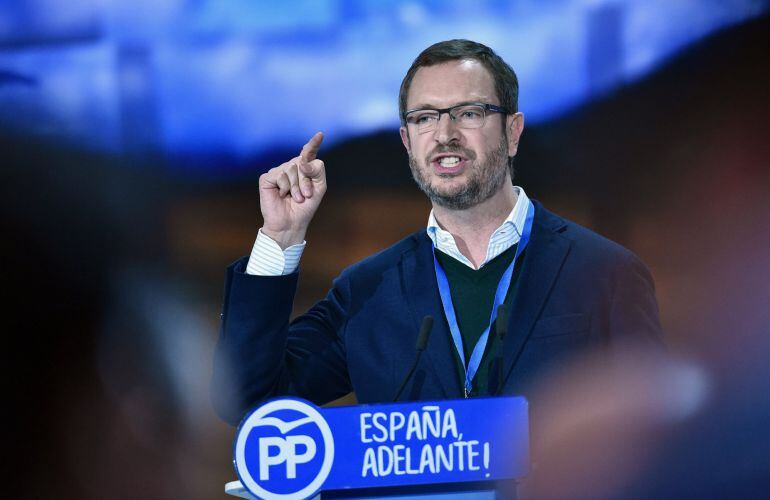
[299,158,325,181]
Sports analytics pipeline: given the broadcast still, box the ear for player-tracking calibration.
[506,112,524,156]
[399,126,412,154]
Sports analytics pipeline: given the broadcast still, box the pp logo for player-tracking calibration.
[234,398,334,499]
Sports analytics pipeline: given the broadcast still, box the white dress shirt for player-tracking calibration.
[426,186,529,269]
[245,228,306,275]
[245,186,531,275]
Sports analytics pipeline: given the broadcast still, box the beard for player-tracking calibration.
[409,137,510,210]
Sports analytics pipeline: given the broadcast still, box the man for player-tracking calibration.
[212,40,662,426]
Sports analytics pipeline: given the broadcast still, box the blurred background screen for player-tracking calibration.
[0,0,765,167]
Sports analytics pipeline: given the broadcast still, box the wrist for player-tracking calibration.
[260,227,307,250]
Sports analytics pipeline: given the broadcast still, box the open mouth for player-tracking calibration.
[431,154,467,173]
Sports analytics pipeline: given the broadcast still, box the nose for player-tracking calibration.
[433,112,461,145]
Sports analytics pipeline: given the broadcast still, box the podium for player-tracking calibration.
[225,397,529,499]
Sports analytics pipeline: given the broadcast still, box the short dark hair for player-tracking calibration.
[398,39,519,125]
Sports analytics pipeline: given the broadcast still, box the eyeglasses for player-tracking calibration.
[403,102,509,134]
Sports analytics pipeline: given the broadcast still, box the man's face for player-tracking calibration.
[400,59,523,210]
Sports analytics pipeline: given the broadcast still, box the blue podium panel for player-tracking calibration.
[233,397,528,500]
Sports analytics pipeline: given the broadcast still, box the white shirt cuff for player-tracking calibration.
[245,228,306,276]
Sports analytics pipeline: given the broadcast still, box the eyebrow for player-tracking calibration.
[406,100,493,112]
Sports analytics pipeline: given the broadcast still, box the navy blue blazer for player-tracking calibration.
[212,201,662,425]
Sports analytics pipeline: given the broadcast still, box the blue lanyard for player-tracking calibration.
[432,201,534,397]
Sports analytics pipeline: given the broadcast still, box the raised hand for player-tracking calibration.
[259,132,327,248]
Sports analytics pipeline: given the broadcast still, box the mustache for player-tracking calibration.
[425,145,476,163]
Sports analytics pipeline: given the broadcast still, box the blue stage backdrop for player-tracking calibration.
[0,0,766,169]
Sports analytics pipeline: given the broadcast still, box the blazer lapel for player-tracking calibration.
[502,202,571,381]
[400,234,462,399]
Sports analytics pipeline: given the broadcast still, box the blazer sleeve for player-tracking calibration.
[211,256,353,426]
[608,251,665,349]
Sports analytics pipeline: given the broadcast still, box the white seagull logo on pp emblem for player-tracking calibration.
[253,416,315,434]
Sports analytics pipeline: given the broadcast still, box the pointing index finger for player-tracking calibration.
[300,132,324,163]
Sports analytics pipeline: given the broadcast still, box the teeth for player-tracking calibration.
[438,156,461,167]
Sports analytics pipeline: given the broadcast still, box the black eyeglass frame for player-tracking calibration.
[402,102,510,128]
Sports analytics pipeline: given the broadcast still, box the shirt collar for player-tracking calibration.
[426,186,530,268]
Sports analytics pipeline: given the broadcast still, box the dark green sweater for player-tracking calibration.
[435,244,523,396]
